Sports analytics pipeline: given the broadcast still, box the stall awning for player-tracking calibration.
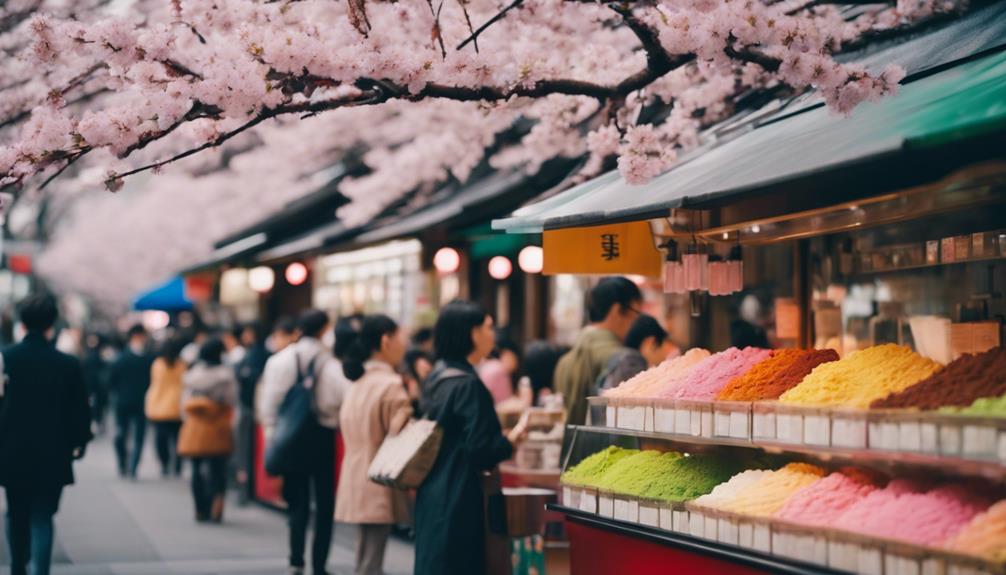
[494,48,1006,233]
[132,276,193,312]
[355,170,529,245]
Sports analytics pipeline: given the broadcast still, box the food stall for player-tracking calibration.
[493,38,1006,575]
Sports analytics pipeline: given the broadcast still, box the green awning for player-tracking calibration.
[493,49,1006,233]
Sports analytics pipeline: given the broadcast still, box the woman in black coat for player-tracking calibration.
[414,301,527,575]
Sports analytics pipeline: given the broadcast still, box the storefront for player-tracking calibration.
[494,29,1006,575]
[312,239,430,329]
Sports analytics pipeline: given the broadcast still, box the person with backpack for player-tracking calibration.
[257,309,349,575]
[0,294,92,575]
[414,300,528,575]
[335,314,412,575]
[177,337,237,522]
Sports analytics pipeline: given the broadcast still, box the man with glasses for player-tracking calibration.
[554,276,643,425]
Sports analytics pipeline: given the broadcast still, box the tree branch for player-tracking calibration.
[457,0,523,51]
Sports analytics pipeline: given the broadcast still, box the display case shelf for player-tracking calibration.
[549,504,848,575]
[567,424,1006,482]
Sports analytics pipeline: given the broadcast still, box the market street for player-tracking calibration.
[0,432,415,575]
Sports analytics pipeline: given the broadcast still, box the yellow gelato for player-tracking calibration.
[779,344,942,409]
[947,499,1006,561]
[720,463,826,517]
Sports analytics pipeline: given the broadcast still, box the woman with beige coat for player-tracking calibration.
[335,314,412,575]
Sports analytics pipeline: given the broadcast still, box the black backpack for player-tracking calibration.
[264,353,328,476]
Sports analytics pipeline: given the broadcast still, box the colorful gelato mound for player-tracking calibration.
[780,344,942,408]
[774,468,882,527]
[947,500,1006,561]
[605,348,711,398]
[561,446,638,486]
[562,447,745,503]
[692,469,773,509]
[873,349,1006,410]
[718,462,826,517]
[662,347,771,401]
[834,481,992,546]
[717,348,840,401]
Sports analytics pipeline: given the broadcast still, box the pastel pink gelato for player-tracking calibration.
[605,348,710,398]
[774,468,882,527]
[662,347,771,400]
[834,481,992,546]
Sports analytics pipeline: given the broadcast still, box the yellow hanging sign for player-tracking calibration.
[543,221,663,277]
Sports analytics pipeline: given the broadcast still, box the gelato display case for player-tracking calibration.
[544,164,1006,574]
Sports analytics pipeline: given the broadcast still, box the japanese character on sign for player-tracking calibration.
[600,233,620,261]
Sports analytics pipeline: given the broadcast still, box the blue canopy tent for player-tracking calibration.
[132,276,193,312]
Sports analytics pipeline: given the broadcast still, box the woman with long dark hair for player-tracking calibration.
[335,314,412,575]
[145,336,187,476]
[413,301,527,575]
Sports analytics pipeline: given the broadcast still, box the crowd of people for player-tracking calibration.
[0,275,678,575]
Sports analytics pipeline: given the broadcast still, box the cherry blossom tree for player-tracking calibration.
[0,0,967,307]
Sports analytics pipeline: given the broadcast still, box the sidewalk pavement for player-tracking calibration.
[0,429,414,575]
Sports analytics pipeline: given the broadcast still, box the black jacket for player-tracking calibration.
[236,344,269,408]
[0,332,92,488]
[414,360,513,575]
[108,347,154,412]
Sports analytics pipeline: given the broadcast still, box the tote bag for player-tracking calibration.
[366,368,466,489]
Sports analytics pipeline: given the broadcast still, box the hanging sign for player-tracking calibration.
[542,221,662,277]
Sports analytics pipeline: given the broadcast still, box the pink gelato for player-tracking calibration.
[774,468,882,527]
[661,347,771,400]
[605,348,711,398]
[834,481,992,546]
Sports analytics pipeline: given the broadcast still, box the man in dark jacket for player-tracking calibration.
[108,324,154,478]
[0,293,92,575]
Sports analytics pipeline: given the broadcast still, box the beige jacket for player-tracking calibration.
[334,360,412,525]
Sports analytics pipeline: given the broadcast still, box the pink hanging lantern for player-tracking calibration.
[683,242,707,291]
[727,245,744,293]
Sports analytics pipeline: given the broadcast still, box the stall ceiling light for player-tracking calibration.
[518,246,544,274]
[488,256,513,280]
[434,247,461,274]
[248,266,275,293]
[285,262,308,286]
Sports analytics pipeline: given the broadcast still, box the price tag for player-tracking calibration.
[704,515,718,540]
[803,414,830,446]
[962,425,998,458]
[899,421,922,452]
[776,413,803,444]
[833,416,867,448]
[753,411,776,440]
[753,524,771,553]
[659,507,673,531]
[714,411,732,437]
[940,424,962,456]
[738,522,754,549]
[580,491,597,514]
[598,495,614,518]
[689,512,705,538]
[672,510,689,534]
[920,423,939,454]
[858,546,884,575]
[639,504,659,527]
[654,407,675,433]
[717,518,739,546]
[730,411,750,439]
